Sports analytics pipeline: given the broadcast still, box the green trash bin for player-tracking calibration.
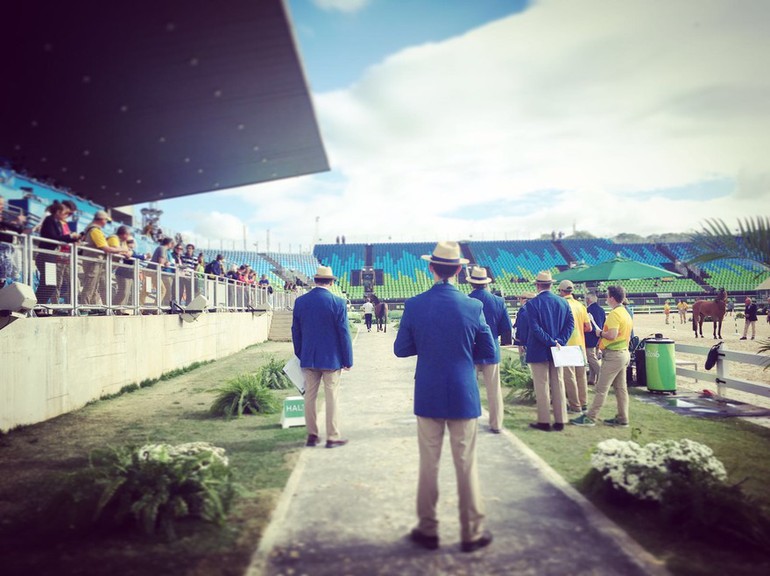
[644,335,676,393]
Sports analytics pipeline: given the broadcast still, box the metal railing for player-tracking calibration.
[1,232,302,315]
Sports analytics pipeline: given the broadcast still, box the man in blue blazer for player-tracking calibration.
[394,242,496,553]
[291,265,354,449]
[467,266,513,434]
[517,270,574,432]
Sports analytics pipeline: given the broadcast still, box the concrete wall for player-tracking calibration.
[0,311,272,432]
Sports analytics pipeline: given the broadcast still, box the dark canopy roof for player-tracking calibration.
[0,0,329,208]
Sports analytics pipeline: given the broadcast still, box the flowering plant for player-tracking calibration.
[93,442,235,537]
[590,438,727,502]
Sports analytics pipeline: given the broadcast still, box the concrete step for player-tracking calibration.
[269,310,293,342]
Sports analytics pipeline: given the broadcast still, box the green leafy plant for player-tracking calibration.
[259,357,293,390]
[210,374,280,417]
[90,442,235,539]
[500,355,535,403]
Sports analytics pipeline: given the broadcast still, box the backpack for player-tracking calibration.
[204,261,215,275]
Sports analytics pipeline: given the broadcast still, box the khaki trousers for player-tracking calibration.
[563,364,588,409]
[587,349,630,423]
[529,360,567,425]
[302,368,342,441]
[586,346,601,385]
[476,363,503,431]
[416,416,485,542]
[742,320,757,339]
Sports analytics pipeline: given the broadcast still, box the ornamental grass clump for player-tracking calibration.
[588,438,770,550]
[210,373,280,417]
[92,442,235,538]
[259,357,293,390]
[500,355,535,403]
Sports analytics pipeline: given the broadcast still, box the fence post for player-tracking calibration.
[716,342,729,397]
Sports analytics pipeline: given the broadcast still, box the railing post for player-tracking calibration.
[716,342,729,397]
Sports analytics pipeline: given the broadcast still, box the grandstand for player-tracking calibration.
[3,169,766,307]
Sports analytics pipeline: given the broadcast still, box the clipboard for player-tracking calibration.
[282,355,306,395]
[550,345,586,367]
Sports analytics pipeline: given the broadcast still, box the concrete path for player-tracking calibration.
[246,327,669,576]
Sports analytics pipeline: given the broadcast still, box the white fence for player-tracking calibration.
[675,342,770,402]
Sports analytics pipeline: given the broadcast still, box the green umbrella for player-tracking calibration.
[554,256,681,283]
[552,262,590,282]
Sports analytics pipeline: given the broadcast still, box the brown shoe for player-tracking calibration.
[305,434,320,447]
[325,439,348,449]
[409,528,439,550]
[461,530,493,553]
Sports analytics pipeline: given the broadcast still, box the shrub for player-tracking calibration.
[259,357,293,390]
[210,373,280,417]
[500,355,535,403]
[587,438,770,550]
[89,442,235,539]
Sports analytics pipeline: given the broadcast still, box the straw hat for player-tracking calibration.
[533,270,554,284]
[518,292,536,300]
[421,241,469,266]
[313,265,336,280]
[468,266,492,284]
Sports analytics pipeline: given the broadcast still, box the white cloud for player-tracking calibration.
[171,0,770,248]
[311,0,371,14]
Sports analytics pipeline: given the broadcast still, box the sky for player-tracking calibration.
[143,0,770,253]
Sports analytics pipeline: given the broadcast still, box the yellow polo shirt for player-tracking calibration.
[600,305,633,351]
[564,294,589,350]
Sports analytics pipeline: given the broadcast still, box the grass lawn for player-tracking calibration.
[498,349,770,576]
[1,339,769,575]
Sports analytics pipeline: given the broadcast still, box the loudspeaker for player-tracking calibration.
[0,282,36,314]
[181,294,208,323]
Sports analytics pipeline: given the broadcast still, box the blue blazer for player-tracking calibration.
[517,290,574,363]
[394,282,496,419]
[292,287,353,370]
[469,288,513,364]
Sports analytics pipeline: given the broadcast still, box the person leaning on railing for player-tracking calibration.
[35,200,80,312]
[79,210,131,306]
[0,194,27,283]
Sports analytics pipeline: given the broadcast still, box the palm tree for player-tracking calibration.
[687,216,770,269]
[688,217,770,367]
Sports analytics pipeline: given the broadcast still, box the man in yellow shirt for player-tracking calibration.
[558,280,591,413]
[663,301,670,324]
[79,211,130,306]
[570,285,633,427]
[677,300,688,324]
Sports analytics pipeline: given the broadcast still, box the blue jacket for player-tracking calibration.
[292,287,353,370]
[394,282,496,419]
[517,290,574,363]
[469,287,513,364]
[585,302,606,348]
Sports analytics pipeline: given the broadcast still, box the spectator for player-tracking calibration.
[571,285,634,427]
[516,270,574,432]
[205,254,225,278]
[394,242,496,553]
[149,237,175,307]
[35,201,80,311]
[467,266,512,434]
[0,195,26,283]
[79,211,129,306]
[179,244,197,305]
[558,280,591,414]
[584,292,606,386]
[114,234,149,309]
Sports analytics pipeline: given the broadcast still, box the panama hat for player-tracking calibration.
[468,266,492,284]
[313,265,336,280]
[421,241,469,266]
[558,279,574,292]
[533,270,554,284]
[518,292,536,300]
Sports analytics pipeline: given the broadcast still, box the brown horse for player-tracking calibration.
[692,288,727,339]
[371,295,389,333]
